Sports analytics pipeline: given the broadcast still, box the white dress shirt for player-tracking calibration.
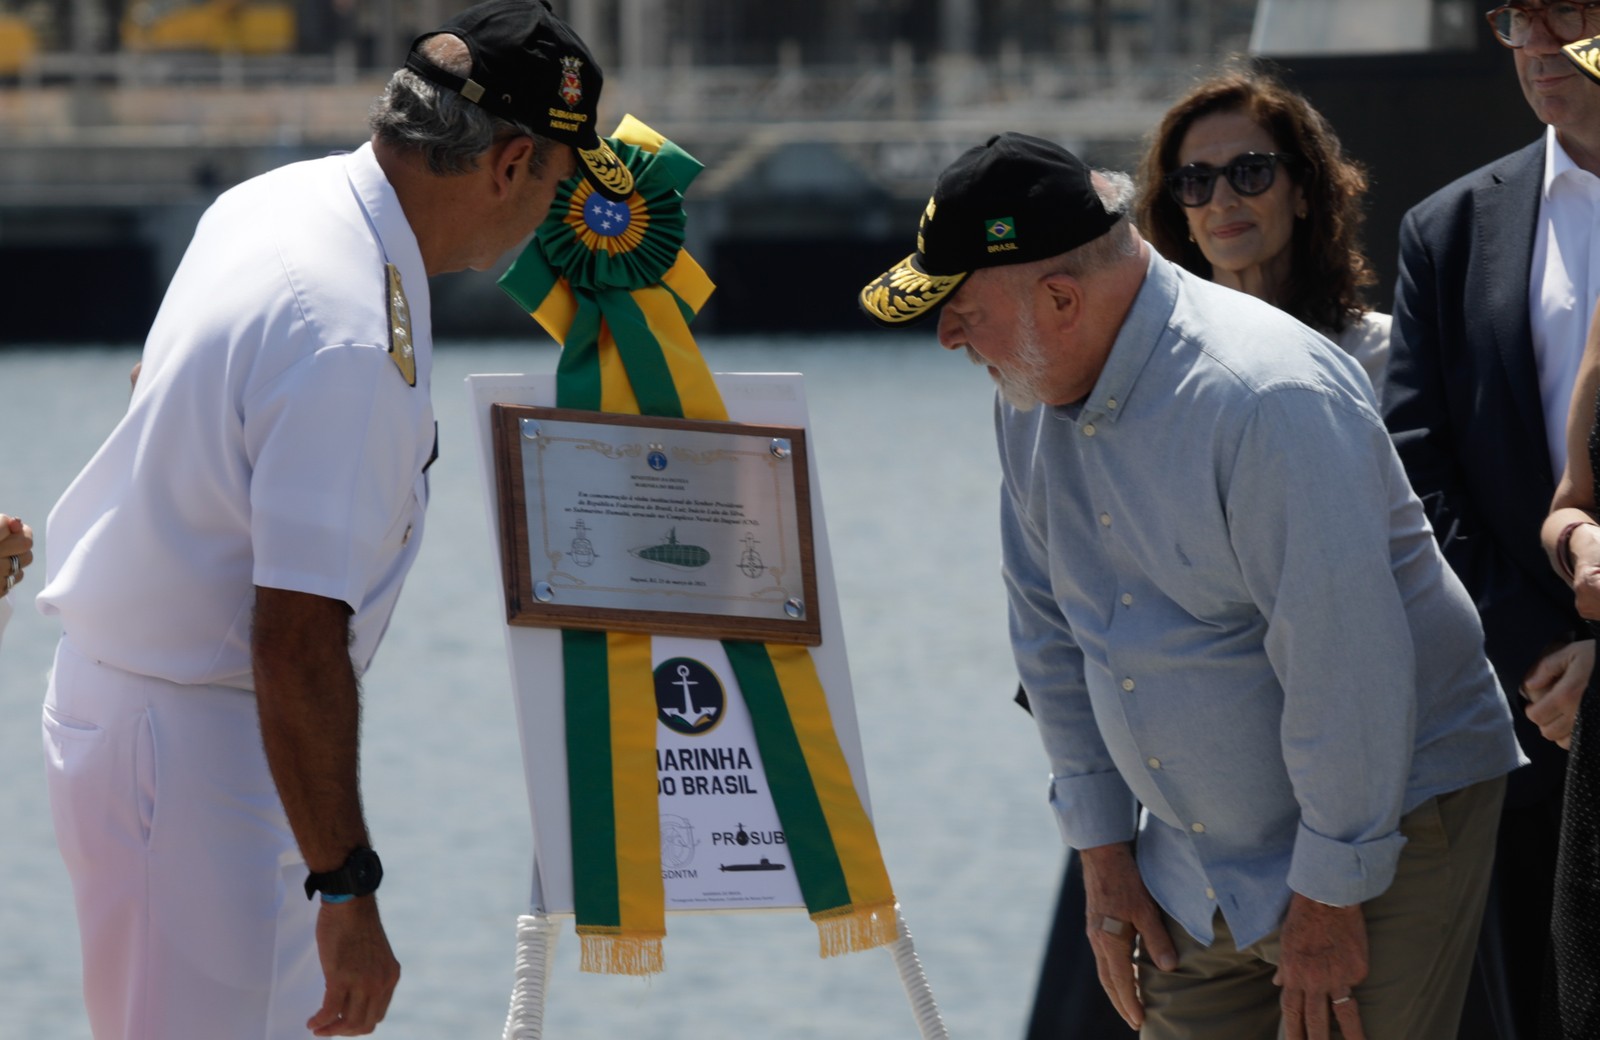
[1533,125,1600,482]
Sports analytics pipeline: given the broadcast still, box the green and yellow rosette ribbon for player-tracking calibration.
[499,116,898,976]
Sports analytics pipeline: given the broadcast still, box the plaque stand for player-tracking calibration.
[498,855,950,1040]
[471,372,950,1038]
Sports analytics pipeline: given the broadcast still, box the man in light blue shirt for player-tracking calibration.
[860,134,1523,1040]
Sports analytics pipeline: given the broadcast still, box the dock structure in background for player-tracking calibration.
[10,0,1523,341]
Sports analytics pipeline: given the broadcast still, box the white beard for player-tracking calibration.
[968,308,1051,411]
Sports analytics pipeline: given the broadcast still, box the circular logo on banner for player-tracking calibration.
[660,814,698,868]
[582,191,633,237]
[654,657,725,736]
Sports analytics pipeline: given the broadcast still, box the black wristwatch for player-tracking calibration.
[304,846,383,901]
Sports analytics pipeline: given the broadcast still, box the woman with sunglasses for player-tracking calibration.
[1134,65,1387,395]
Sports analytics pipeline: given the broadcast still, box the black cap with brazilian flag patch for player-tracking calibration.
[859,133,1119,327]
[405,0,634,201]
[1565,34,1600,85]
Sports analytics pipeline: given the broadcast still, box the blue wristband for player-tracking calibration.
[320,893,356,905]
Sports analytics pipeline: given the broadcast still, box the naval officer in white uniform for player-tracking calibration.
[35,3,631,1037]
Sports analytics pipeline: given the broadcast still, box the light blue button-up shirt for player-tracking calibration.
[998,253,1524,948]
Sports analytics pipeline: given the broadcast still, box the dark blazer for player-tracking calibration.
[1383,137,1576,807]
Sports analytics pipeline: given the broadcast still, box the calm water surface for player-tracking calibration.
[0,337,1065,1039]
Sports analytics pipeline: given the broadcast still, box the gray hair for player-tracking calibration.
[369,34,560,177]
[1053,169,1140,276]
[996,169,1140,292]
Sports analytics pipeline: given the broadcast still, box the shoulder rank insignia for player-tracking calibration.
[386,263,416,387]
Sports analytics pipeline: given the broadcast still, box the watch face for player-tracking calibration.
[350,849,383,894]
[304,847,383,900]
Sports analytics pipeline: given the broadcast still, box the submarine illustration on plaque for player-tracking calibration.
[719,858,786,873]
[719,823,787,871]
[629,527,710,569]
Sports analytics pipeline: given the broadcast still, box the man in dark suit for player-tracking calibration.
[1383,4,1600,1037]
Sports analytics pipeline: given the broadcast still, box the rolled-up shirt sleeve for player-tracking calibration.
[1000,467,1139,851]
[1227,386,1413,906]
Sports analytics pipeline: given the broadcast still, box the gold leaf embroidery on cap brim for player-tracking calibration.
[1565,37,1600,85]
[861,261,965,323]
[581,146,636,197]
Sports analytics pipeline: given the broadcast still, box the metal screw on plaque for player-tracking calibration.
[784,598,805,619]
[534,581,555,603]
[521,418,540,440]
[770,438,791,459]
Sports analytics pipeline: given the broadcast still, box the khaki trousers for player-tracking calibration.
[1137,775,1506,1040]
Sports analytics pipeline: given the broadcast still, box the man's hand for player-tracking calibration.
[1274,893,1368,1040]
[0,514,34,599]
[1079,841,1177,1030]
[254,587,398,1035]
[308,897,401,1036]
[1521,639,1594,749]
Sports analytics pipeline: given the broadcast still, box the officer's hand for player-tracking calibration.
[307,896,401,1037]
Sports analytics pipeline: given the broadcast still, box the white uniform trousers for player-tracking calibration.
[41,637,323,1040]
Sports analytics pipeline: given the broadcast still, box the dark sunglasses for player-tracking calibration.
[1165,152,1296,208]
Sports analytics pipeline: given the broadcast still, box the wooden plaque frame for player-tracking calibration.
[490,404,822,645]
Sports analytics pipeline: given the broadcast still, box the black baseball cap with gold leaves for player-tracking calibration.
[405,0,634,200]
[859,133,1119,327]
[1565,34,1600,85]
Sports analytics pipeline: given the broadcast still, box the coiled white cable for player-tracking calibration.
[501,912,561,1040]
[889,904,950,1039]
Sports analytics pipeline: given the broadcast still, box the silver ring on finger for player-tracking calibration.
[7,555,17,577]
[4,573,14,592]
[1331,995,1354,1006]
[1100,916,1127,936]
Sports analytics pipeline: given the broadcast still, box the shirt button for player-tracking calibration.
[402,524,413,546]
[1205,887,1216,900]
[1121,593,1134,606]
[1147,757,1161,770]
[1121,677,1135,692]
[1099,513,1112,527]
[1083,423,1097,437]
[1106,398,1118,410]
[1191,822,1206,834]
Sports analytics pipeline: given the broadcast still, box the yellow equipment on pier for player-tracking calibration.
[0,11,38,76]
[122,0,294,55]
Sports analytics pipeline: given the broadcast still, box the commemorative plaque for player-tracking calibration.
[491,404,821,645]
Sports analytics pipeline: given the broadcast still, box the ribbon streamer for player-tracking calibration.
[500,116,896,973]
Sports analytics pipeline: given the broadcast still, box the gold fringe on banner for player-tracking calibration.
[813,901,900,959]
[577,929,666,977]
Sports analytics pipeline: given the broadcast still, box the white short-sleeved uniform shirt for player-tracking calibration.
[38,143,435,689]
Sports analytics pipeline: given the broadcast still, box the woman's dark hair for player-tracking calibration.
[1134,61,1376,334]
